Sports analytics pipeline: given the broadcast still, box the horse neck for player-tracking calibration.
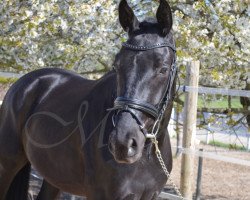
[82,71,116,155]
[85,70,116,130]
[94,70,117,106]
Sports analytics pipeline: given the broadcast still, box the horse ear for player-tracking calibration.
[119,0,139,33]
[156,0,173,36]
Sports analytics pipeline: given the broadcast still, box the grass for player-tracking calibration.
[179,94,242,109]
[0,77,18,84]
[197,96,242,109]
[208,140,247,151]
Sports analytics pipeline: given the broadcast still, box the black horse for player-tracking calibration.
[0,0,177,199]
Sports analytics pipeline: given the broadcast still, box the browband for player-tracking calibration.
[122,42,176,52]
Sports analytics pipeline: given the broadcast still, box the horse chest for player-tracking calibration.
[84,155,166,200]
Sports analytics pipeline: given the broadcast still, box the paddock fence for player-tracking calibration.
[163,61,250,200]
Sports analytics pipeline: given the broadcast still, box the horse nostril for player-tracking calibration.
[128,138,138,148]
[108,141,114,153]
[128,147,136,157]
[131,138,137,148]
[127,138,138,157]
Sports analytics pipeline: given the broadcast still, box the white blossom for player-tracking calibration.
[0,0,248,89]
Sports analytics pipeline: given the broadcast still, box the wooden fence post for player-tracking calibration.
[180,61,200,199]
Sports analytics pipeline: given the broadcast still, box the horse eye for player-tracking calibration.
[159,67,168,74]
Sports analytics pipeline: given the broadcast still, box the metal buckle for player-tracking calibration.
[145,133,156,139]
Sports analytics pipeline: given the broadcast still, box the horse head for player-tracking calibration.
[109,0,176,164]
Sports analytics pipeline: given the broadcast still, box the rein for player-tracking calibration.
[109,40,177,139]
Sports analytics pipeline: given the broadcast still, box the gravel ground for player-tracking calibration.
[169,141,250,200]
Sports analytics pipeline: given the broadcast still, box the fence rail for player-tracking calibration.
[179,85,250,98]
[173,146,250,167]
[159,192,188,200]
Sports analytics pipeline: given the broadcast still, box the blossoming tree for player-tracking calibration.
[0,0,249,129]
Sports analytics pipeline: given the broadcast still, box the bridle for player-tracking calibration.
[108,40,177,139]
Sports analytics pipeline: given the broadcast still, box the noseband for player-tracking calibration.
[109,40,177,139]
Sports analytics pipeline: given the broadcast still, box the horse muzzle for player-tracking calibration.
[108,129,144,164]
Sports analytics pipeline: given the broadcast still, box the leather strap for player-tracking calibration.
[122,42,176,52]
[110,97,159,119]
